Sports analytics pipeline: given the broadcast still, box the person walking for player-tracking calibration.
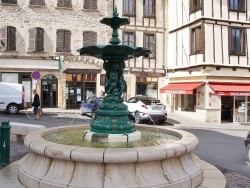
[32,89,40,120]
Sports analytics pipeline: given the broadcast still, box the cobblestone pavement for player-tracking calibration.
[1,142,249,187]
[216,166,250,188]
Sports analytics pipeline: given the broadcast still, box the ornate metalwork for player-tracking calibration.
[78,6,151,134]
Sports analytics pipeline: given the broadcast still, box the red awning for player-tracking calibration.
[209,83,250,96]
[160,82,203,94]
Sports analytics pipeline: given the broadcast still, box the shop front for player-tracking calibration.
[0,58,59,108]
[160,82,250,123]
[63,69,101,109]
[208,83,250,123]
[61,55,103,109]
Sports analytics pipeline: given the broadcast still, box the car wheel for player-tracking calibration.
[7,104,19,115]
[246,145,250,163]
[135,112,143,124]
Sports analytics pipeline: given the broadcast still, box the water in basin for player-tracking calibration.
[43,127,180,148]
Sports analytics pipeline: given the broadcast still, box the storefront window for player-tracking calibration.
[2,73,18,83]
[136,76,158,98]
[235,96,245,122]
[181,94,196,112]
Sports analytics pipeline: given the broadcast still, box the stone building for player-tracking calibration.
[163,0,250,123]
[0,0,167,109]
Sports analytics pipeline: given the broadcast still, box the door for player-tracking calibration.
[41,75,58,108]
[66,82,78,109]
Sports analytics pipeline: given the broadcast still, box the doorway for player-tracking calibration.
[41,74,58,108]
[221,96,233,122]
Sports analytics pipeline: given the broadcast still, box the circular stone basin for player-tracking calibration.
[19,125,203,188]
[42,127,180,148]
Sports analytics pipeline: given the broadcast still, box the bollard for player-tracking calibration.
[0,121,11,166]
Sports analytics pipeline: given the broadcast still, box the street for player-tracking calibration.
[1,111,250,187]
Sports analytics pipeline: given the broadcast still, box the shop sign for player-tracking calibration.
[216,91,250,96]
[64,55,103,68]
[165,90,191,94]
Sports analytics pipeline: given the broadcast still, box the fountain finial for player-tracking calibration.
[113,6,119,17]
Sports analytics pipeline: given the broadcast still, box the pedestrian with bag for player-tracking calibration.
[32,89,40,120]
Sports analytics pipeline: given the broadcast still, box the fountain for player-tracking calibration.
[18,8,204,188]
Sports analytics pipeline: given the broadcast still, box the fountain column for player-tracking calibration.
[90,59,135,134]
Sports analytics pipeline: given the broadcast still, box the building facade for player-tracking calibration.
[163,0,250,123]
[0,0,167,110]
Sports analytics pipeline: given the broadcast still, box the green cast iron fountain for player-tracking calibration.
[78,7,151,134]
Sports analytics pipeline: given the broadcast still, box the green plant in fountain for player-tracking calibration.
[78,7,151,134]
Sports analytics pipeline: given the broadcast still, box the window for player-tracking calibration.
[30,0,45,6]
[57,0,72,8]
[123,0,135,16]
[0,26,16,51]
[229,28,245,55]
[181,94,196,112]
[123,32,135,46]
[190,26,203,54]
[83,0,97,10]
[144,34,155,58]
[143,0,155,17]
[29,27,44,52]
[1,0,17,4]
[229,0,245,12]
[56,29,71,52]
[83,31,97,46]
[190,0,202,13]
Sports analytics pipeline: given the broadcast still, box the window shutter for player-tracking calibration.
[84,0,90,9]
[83,32,97,46]
[8,26,16,51]
[64,0,72,8]
[241,29,245,54]
[91,0,97,10]
[83,32,90,46]
[37,27,44,51]
[152,0,156,16]
[195,27,202,52]
[2,0,17,4]
[64,30,71,52]
[9,0,17,4]
[31,0,45,6]
[239,0,245,11]
[30,0,37,5]
[0,27,7,51]
[37,0,45,6]
[29,28,36,52]
[90,32,97,45]
[57,0,64,7]
[57,30,64,52]
[197,0,201,9]
[228,28,232,53]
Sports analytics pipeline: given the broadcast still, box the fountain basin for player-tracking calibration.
[19,125,203,188]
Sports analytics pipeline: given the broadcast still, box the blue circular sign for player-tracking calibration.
[31,71,41,80]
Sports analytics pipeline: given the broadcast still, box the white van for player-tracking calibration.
[0,82,26,115]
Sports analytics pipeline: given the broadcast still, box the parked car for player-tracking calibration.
[0,82,26,115]
[124,96,167,125]
[80,96,103,119]
[245,131,250,162]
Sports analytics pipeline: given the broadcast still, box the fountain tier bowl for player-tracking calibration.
[19,125,203,188]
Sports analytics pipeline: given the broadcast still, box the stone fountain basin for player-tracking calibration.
[19,125,203,188]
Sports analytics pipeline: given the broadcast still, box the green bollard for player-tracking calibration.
[0,121,11,166]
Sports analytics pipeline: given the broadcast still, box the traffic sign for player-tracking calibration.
[31,71,41,80]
